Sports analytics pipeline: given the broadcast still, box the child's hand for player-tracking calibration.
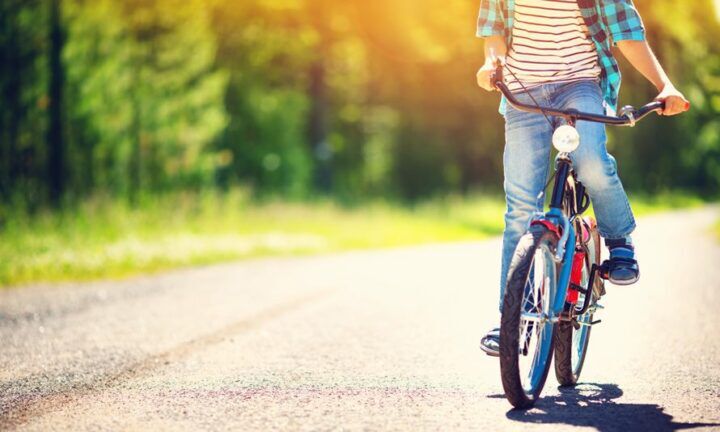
[655,84,690,116]
[476,55,506,92]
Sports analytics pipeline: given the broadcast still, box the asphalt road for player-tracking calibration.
[1,207,719,431]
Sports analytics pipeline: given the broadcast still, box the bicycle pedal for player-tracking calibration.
[591,319,602,325]
[597,261,611,280]
[594,303,605,309]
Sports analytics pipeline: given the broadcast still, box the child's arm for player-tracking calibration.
[616,40,690,116]
[475,0,506,92]
[476,36,507,92]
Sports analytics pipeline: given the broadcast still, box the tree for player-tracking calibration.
[211,0,316,198]
[121,0,228,197]
[62,0,228,200]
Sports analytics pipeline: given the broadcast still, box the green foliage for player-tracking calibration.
[0,0,718,207]
[612,0,720,193]
[0,0,228,205]
[62,0,228,198]
[211,0,315,197]
[63,0,135,194]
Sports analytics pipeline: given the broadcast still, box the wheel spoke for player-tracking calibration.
[516,244,556,394]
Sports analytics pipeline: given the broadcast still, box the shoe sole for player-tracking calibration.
[480,346,500,357]
[609,272,640,286]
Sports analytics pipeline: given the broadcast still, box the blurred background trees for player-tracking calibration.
[1,0,719,210]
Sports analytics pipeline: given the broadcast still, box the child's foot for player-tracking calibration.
[480,327,500,357]
[605,237,640,285]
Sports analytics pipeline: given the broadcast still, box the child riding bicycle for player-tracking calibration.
[475,0,689,356]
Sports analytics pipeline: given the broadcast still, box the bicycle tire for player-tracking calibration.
[554,219,601,386]
[499,224,559,409]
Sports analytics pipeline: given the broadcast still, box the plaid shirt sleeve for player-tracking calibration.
[476,0,506,38]
[600,0,646,45]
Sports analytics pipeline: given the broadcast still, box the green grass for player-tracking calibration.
[625,192,706,216]
[0,191,507,287]
[0,190,708,288]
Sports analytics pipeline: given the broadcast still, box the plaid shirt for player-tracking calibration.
[477,0,646,114]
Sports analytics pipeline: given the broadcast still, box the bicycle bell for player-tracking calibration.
[552,125,580,153]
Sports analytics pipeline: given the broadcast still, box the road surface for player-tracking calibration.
[1,208,719,431]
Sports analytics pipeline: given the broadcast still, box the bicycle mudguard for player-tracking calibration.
[531,219,561,238]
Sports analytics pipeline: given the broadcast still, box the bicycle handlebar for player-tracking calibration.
[492,65,664,126]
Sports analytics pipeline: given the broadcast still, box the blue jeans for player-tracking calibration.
[499,80,636,311]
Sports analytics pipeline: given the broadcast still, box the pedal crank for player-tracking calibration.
[595,260,612,280]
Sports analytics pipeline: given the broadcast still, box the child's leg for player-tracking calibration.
[500,89,554,312]
[553,81,637,241]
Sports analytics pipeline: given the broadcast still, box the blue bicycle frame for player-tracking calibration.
[530,156,578,318]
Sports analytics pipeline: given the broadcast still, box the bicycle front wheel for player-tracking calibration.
[499,224,559,409]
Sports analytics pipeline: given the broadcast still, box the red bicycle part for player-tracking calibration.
[566,250,586,304]
[531,219,561,237]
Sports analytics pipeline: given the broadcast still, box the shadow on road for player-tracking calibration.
[491,383,718,432]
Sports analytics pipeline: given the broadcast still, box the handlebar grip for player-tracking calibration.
[633,100,665,119]
[643,101,665,111]
[492,64,504,89]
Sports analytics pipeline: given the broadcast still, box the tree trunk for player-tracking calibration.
[308,56,332,192]
[47,0,65,205]
[0,1,24,200]
[128,69,142,205]
[307,0,332,193]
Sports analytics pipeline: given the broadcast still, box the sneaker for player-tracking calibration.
[480,327,500,357]
[605,237,640,285]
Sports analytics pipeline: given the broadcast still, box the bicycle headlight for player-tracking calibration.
[552,125,580,153]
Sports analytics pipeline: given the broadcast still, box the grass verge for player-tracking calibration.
[0,191,506,287]
[0,190,708,287]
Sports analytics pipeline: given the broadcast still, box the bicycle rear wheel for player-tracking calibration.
[554,218,601,386]
[499,224,559,409]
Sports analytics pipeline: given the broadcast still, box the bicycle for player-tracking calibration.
[491,65,665,409]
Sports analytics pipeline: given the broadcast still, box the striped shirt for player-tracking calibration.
[506,0,601,91]
[476,0,647,114]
